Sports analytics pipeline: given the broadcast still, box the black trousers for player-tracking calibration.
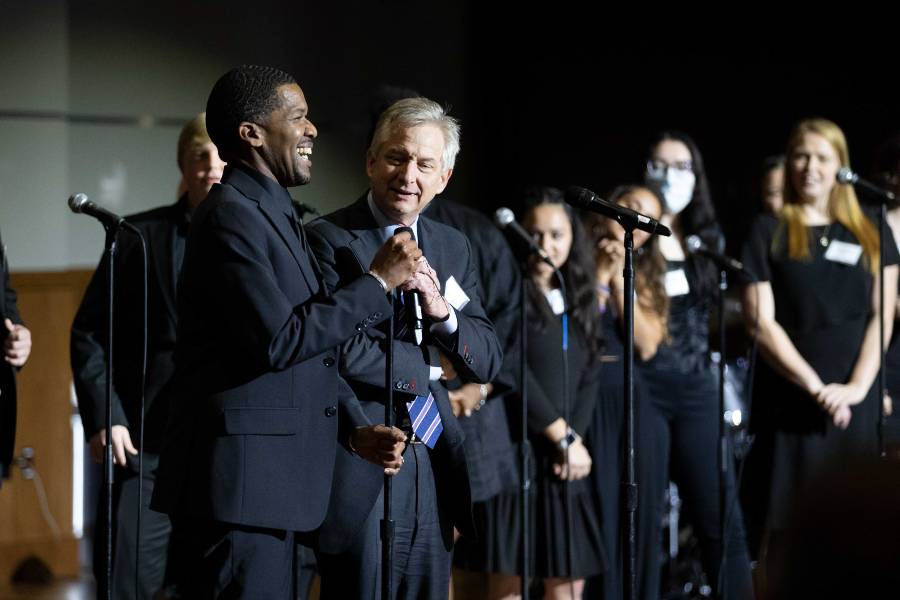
[167,518,320,600]
[640,367,754,600]
[316,443,451,600]
[93,454,172,600]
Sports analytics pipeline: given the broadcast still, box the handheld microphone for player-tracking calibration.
[68,193,138,232]
[395,226,423,345]
[565,186,671,237]
[493,207,556,269]
[686,235,747,275]
[836,167,898,205]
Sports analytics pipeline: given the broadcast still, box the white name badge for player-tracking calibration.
[665,268,691,297]
[824,240,863,266]
[443,275,470,310]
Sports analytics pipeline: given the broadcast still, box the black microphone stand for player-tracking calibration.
[621,229,638,600]
[381,297,396,600]
[838,172,893,457]
[102,225,120,600]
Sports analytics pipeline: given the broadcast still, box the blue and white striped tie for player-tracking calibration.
[406,392,443,449]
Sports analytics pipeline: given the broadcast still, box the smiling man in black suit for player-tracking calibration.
[151,65,421,598]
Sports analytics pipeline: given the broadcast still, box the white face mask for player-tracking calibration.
[646,168,696,215]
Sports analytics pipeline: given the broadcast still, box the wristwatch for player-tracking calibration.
[557,428,578,451]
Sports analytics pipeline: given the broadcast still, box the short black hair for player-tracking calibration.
[205,65,297,158]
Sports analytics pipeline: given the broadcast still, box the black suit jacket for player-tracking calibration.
[0,231,23,480]
[71,197,189,455]
[307,195,503,552]
[150,165,391,533]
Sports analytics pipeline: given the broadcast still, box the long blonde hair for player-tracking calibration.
[779,118,879,272]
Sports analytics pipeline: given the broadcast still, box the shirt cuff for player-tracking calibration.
[427,345,443,381]
[429,305,458,339]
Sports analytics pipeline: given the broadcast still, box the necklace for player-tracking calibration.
[819,223,833,247]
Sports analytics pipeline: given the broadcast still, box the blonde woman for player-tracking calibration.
[741,118,899,575]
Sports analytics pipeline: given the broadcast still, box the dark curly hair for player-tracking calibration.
[519,185,602,360]
[206,65,297,159]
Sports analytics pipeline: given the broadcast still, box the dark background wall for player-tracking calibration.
[2,1,896,267]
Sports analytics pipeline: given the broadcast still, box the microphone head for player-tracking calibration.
[836,167,857,185]
[494,207,515,228]
[68,193,89,213]
[564,186,595,209]
[685,235,703,252]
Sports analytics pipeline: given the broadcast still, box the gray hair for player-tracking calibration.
[368,97,461,172]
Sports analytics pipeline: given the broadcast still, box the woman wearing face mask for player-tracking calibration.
[639,131,754,599]
[583,185,668,599]
[465,186,605,600]
[741,119,899,587]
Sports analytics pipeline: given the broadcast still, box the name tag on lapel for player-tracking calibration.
[444,275,470,310]
[824,240,862,266]
[665,269,690,297]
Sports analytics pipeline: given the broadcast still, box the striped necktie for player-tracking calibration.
[406,392,443,449]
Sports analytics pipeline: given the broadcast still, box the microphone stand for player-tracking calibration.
[102,225,120,600]
[381,297,396,600]
[837,173,892,457]
[621,229,638,600]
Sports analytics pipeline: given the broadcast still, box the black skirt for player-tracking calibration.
[455,441,607,579]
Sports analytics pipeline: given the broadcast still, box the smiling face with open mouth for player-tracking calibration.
[366,123,452,226]
[256,83,318,188]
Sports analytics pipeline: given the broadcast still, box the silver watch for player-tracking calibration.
[557,429,578,451]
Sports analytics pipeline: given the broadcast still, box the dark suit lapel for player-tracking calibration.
[258,197,318,289]
[344,197,386,274]
[417,216,448,296]
[228,168,318,291]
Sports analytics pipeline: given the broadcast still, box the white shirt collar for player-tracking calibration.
[366,191,419,243]
[544,288,565,315]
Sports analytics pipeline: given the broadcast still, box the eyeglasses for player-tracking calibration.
[646,159,693,176]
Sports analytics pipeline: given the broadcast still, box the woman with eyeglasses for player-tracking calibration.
[741,119,899,586]
[637,131,754,599]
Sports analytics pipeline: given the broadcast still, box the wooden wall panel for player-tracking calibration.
[0,270,92,581]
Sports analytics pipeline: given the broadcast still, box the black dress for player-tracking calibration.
[584,305,659,600]
[741,214,899,535]
[455,290,606,579]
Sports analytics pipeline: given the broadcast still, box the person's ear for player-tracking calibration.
[238,121,265,148]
